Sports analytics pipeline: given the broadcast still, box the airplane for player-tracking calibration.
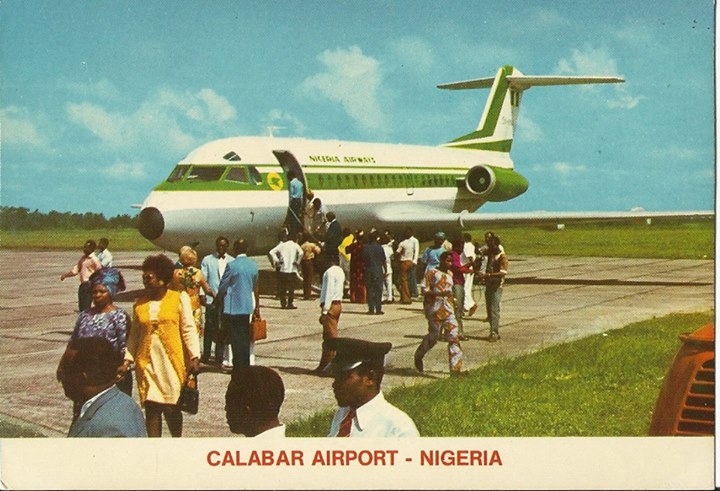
[136,65,713,255]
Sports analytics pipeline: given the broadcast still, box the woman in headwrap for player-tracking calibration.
[56,267,132,420]
[124,254,200,437]
[170,246,214,335]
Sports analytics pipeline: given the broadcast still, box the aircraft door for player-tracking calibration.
[273,150,310,235]
[403,168,414,195]
[272,150,309,192]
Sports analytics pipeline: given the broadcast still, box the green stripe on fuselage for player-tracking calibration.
[153,161,525,193]
[154,170,467,192]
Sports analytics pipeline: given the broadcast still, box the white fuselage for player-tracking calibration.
[138,136,515,255]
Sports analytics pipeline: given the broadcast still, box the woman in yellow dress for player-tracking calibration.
[123,254,201,437]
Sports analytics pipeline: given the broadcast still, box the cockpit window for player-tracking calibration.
[224,151,242,162]
[248,166,263,185]
[225,167,249,183]
[167,165,189,182]
[186,166,226,181]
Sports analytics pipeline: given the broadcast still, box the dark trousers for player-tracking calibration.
[288,198,303,235]
[78,281,92,311]
[223,314,250,368]
[409,264,418,297]
[365,270,384,314]
[203,303,224,361]
[278,272,296,308]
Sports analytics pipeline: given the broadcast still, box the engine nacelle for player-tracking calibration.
[464,165,528,202]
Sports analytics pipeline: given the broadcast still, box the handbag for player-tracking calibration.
[177,372,199,414]
[250,317,267,341]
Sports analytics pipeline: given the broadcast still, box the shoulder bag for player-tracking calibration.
[177,372,199,414]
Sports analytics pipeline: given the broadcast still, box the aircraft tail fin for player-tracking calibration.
[439,65,624,152]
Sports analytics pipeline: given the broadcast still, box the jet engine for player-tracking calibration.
[464,165,528,202]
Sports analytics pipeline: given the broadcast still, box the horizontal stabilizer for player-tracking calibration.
[439,75,624,91]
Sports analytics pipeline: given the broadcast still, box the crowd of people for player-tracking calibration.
[57,208,509,438]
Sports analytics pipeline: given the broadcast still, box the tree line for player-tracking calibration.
[1,207,138,230]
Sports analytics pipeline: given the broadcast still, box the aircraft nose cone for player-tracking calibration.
[138,207,165,241]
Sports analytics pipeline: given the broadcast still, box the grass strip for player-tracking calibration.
[3,221,713,259]
[287,311,714,437]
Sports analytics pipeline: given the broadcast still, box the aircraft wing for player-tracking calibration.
[370,203,714,233]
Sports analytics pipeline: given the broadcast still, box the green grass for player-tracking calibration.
[1,220,715,259]
[0,228,157,251]
[287,311,714,437]
[0,419,47,438]
[462,220,714,259]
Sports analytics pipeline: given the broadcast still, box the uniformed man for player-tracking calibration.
[325,337,419,437]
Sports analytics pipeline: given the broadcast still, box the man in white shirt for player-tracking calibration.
[461,233,477,315]
[314,254,345,373]
[96,238,113,268]
[396,231,416,304]
[61,239,102,312]
[407,228,420,298]
[268,229,303,309]
[225,365,286,438]
[325,337,419,437]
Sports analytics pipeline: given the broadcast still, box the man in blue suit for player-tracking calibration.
[217,239,261,368]
[200,236,234,365]
[62,337,147,437]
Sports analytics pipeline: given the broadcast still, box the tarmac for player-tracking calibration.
[0,250,714,437]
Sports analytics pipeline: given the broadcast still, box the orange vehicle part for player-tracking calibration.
[649,322,715,436]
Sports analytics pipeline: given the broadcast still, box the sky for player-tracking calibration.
[1,1,715,217]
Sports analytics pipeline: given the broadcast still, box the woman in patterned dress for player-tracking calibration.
[170,246,214,334]
[56,267,131,421]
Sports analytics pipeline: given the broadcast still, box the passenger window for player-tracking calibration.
[248,166,263,185]
[225,167,248,183]
[167,165,189,182]
[186,166,226,181]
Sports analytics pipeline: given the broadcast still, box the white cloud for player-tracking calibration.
[194,89,237,123]
[65,86,240,153]
[301,46,387,132]
[98,162,147,178]
[517,113,542,142]
[555,46,642,110]
[391,37,435,73]
[651,145,699,161]
[59,78,122,100]
[606,92,644,109]
[66,102,127,146]
[263,109,307,136]
[552,161,587,176]
[0,106,49,147]
[556,46,620,77]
